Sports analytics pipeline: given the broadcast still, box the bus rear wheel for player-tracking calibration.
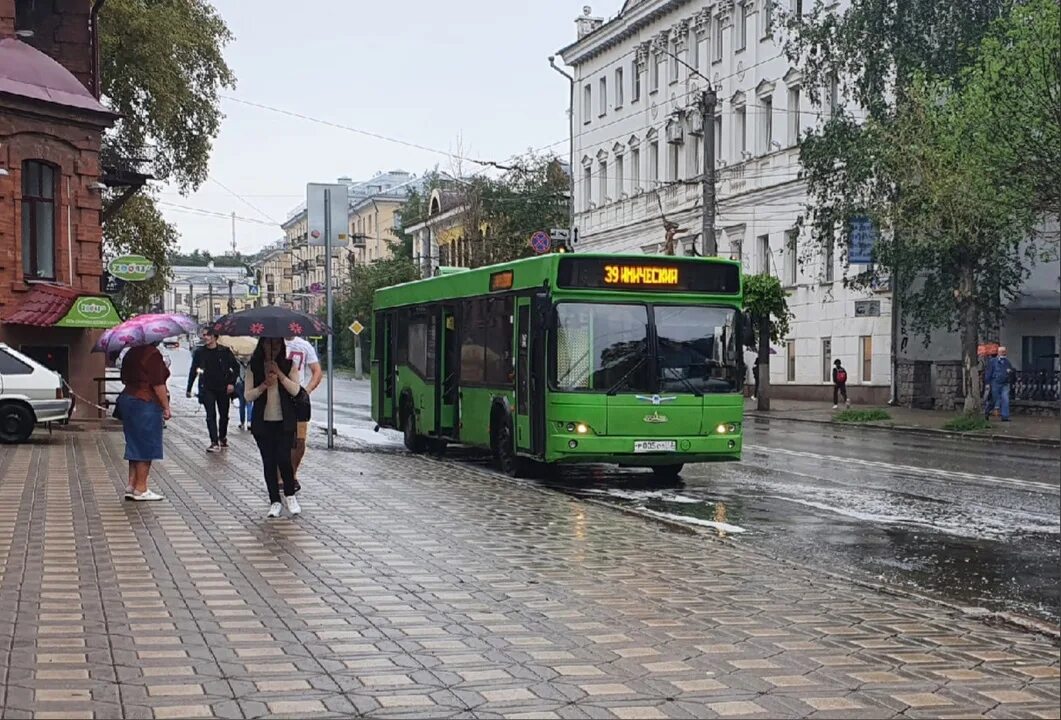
[651,464,684,481]
[403,412,426,453]
[494,420,526,477]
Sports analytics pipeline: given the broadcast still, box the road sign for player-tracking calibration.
[530,230,551,254]
[849,216,877,264]
[246,284,260,298]
[349,320,364,336]
[309,282,324,294]
[102,272,127,294]
[550,228,570,241]
[307,183,349,247]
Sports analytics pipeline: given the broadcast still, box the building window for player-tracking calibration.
[757,234,771,274]
[631,59,641,102]
[648,140,659,184]
[691,33,700,71]
[713,15,724,61]
[827,74,839,115]
[631,147,641,191]
[651,53,661,92]
[824,228,835,282]
[736,1,748,51]
[599,76,607,116]
[583,165,592,206]
[787,86,801,145]
[1022,336,1057,372]
[714,114,723,164]
[860,335,873,382]
[598,160,608,205]
[786,339,796,382]
[669,39,679,83]
[763,0,775,37]
[21,160,57,280]
[761,95,773,153]
[735,106,747,156]
[583,84,592,124]
[614,153,625,198]
[668,143,680,181]
[821,338,832,382]
[688,132,701,177]
[615,67,624,107]
[784,229,798,285]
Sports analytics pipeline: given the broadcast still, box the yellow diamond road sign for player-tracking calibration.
[349,320,364,336]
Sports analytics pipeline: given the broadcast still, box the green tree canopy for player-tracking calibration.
[99,0,235,309]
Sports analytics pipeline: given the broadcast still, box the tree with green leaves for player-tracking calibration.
[332,257,420,371]
[743,274,792,411]
[99,0,235,311]
[785,0,1058,411]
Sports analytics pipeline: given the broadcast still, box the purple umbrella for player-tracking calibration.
[92,313,198,354]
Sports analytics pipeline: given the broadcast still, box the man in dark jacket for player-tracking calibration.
[186,328,240,452]
[983,346,1015,421]
[832,359,850,409]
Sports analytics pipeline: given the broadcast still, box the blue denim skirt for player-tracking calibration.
[119,395,164,462]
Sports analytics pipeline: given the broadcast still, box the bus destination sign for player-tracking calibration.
[603,264,678,286]
[557,257,739,294]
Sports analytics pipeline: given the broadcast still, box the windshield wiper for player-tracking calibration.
[606,355,648,396]
[660,367,703,397]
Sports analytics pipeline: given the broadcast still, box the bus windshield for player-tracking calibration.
[655,305,740,394]
[553,303,740,394]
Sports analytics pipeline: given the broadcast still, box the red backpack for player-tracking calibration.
[836,368,848,384]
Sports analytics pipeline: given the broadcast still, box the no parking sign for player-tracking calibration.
[529,231,551,254]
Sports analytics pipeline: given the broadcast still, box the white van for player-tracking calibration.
[0,343,73,444]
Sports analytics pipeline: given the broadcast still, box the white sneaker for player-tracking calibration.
[130,489,164,502]
[750,396,757,401]
[124,485,135,499]
[846,400,851,407]
[267,502,282,518]
[832,404,838,409]
[285,496,302,516]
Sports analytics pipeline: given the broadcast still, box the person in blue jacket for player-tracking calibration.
[983,346,1015,422]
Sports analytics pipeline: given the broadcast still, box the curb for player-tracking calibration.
[745,411,1061,449]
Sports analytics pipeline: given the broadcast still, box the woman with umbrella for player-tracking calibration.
[214,307,328,518]
[96,313,197,501]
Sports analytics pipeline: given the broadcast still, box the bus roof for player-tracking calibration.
[373,253,742,309]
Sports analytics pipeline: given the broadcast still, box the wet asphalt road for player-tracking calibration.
[170,349,1061,625]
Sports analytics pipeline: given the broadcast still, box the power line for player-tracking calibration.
[157,201,280,227]
[221,95,518,171]
[208,176,280,224]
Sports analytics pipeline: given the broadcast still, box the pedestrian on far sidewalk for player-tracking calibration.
[186,328,241,453]
[116,342,171,502]
[832,359,850,409]
[284,335,323,492]
[234,365,249,431]
[983,346,1015,422]
[244,338,303,518]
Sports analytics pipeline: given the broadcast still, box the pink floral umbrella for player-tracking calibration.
[92,313,198,354]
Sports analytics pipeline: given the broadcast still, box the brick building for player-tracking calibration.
[0,0,121,419]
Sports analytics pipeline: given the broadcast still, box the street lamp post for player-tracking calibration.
[548,56,576,243]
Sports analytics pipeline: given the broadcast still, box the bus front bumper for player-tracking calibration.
[546,433,742,465]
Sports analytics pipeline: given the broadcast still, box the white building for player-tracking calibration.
[163,265,249,321]
[558,0,893,402]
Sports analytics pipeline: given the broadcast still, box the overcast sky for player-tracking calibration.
[159,0,604,253]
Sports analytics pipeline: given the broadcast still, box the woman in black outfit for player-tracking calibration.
[243,337,303,518]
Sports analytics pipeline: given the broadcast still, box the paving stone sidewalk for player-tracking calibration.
[0,418,1058,720]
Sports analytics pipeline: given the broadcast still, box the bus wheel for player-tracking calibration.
[403,413,426,453]
[494,420,523,477]
[651,464,684,481]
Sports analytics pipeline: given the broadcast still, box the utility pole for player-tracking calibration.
[700,88,717,256]
[231,211,237,256]
[227,279,234,314]
[323,189,335,450]
[664,49,717,256]
[548,56,576,246]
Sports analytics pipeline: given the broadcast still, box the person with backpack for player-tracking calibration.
[832,359,850,409]
[983,346,1015,422]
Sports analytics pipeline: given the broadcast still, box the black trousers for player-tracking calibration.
[253,421,297,504]
[834,383,848,404]
[200,388,230,444]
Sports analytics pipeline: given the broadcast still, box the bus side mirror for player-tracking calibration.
[742,311,755,348]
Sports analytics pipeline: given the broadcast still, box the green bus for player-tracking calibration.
[371,253,749,478]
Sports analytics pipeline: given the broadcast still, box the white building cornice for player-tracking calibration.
[558,0,696,67]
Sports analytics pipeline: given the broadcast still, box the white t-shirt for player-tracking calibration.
[285,337,319,387]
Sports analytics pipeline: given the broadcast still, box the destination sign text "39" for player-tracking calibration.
[603,265,680,286]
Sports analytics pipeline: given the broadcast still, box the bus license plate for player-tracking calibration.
[634,440,676,453]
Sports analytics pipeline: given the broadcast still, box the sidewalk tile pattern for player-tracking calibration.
[0,418,1057,719]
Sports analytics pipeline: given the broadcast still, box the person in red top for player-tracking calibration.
[117,342,172,501]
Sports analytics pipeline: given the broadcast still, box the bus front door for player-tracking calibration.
[438,305,459,437]
[375,311,398,428]
[515,296,547,457]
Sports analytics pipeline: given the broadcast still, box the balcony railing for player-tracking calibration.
[1013,370,1060,403]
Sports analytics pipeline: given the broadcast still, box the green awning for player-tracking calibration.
[55,296,123,328]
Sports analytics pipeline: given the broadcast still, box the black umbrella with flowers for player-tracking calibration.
[211,306,332,338]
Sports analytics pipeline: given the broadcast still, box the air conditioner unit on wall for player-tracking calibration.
[666,117,684,144]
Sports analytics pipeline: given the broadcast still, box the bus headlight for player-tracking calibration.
[576,423,589,434]
[715,423,739,434]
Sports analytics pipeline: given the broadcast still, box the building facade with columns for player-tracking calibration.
[558,0,894,403]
